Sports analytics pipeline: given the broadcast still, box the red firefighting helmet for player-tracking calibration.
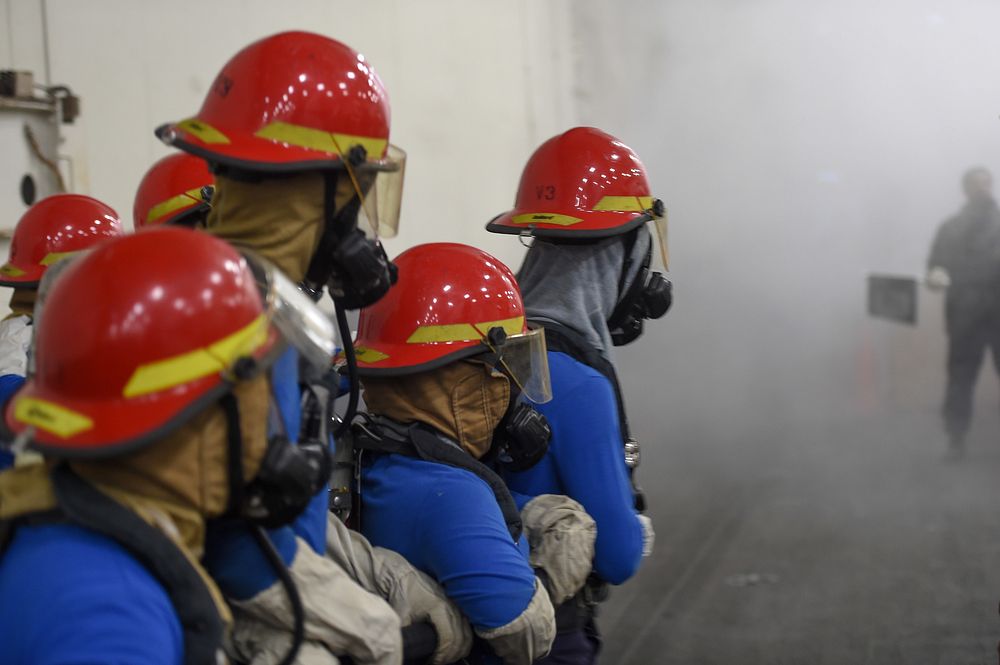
[352,243,551,402]
[156,31,393,174]
[133,153,214,228]
[5,227,335,457]
[487,126,666,242]
[0,194,123,288]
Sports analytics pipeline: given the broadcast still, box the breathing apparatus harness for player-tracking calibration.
[533,321,647,514]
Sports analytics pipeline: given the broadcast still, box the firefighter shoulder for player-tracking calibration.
[0,194,123,469]
[0,228,384,663]
[486,127,668,657]
[347,242,596,664]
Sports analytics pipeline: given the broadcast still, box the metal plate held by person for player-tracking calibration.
[867,274,917,325]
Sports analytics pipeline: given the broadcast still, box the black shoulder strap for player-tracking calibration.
[50,464,225,665]
[354,422,523,541]
[537,321,631,439]
[535,320,646,512]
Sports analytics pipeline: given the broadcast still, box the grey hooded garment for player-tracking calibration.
[517,226,652,362]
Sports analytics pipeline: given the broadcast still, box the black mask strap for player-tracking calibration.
[219,392,245,517]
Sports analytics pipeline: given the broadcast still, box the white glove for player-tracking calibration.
[230,536,402,665]
[637,514,655,558]
[925,267,951,291]
[324,514,472,665]
[521,494,596,606]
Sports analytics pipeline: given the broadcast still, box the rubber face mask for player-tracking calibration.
[494,396,552,471]
[607,221,673,347]
[305,147,403,310]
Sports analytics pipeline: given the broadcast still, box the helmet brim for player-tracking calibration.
[486,209,652,240]
[348,339,487,378]
[156,123,397,175]
[0,262,44,288]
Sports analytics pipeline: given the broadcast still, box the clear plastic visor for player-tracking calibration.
[484,325,552,404]
[341,143,406,240]
[646,198,669,271]
[261,263,337,371]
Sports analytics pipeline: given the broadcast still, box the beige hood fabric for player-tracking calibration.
[7,288,36,320]
[361,360,510,459]
[70,375,271,557]
[206,173,328,283]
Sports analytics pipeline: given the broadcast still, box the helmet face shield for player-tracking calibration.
[648,199,669,271]
[251,256,336,370]
[487,325,552,404]
[352,144,406,240]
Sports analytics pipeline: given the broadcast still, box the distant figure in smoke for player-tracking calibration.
[926,167,1000,457]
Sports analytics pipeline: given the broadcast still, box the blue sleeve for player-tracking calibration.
[0,374,25,470]
[417,474,537,630]
[0,525,183,665]
[0,373,24,405]
[551,375,644,585]
[271,347,328,553]
[202,520,298,601]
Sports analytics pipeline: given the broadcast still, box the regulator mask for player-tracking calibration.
[495,396,552,472]
[482,326,553,471]
[219,383,333,529]
[223,256,336,528]
[607,235,672,347]
[305,145,403,310]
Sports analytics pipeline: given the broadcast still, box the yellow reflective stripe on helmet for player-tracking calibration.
[123,314,269,398]
[354,346,389,363]
[177,118,231,145]
[407,316,524,344]
[254,122,388,160]
[0,264,26,277]
[39,251,78,267]
[147,188,205,224]
[512,213,582,227]
[592,196,654,212]
[14,397,94,438]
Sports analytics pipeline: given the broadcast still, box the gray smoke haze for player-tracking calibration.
[547,3,1000,661]
[564,0,1000,433]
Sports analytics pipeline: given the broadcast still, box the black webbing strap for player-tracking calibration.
[50,464,225,665]
[354,420,523,541]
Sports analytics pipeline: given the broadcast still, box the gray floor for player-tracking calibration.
[599,408,1000,664]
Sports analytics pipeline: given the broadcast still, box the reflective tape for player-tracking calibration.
[14,397,94,438]
[177,118,231,145]
[407,316,524,344]
[0,264,26,277]
[592,195,654,212]
[512,212,582,227]
[147,188,205,224]
[123,314,269,398]
[254,121,388,160]
[354,346,389,363]
[39,251,78,267]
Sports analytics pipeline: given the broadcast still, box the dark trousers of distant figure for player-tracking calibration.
[943,292,1000,440]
